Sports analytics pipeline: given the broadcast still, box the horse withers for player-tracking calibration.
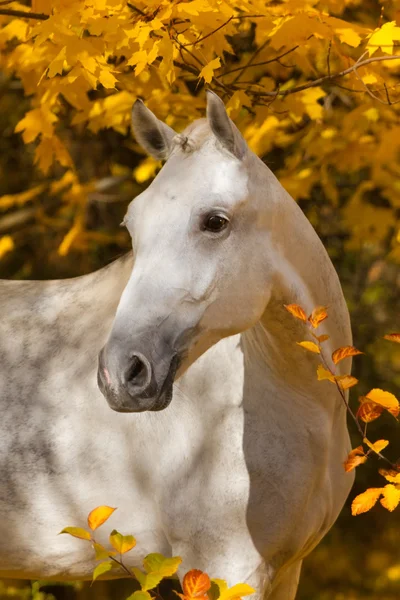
[0,92,354,599]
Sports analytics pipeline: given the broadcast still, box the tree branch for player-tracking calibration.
[0,8,48,19]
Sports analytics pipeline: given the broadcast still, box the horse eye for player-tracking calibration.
[203,214,229,233]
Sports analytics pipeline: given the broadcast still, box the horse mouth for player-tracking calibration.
[150,353,180,411]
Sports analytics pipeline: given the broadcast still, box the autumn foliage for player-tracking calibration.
[284,302,400,515]
[1,1,400,264]
[61,506,255,600]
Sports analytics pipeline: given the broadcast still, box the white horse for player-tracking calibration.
[0,91,354,599]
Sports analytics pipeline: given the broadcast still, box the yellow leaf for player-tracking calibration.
[87,506,116,531]
[367,21,400,56]
[297,341,320,354]
[92,561,113,582]
[308,306,328,328]
[0,236,14,260]
[99,69,117,89]
[332,346,363,365]
[109,530,136,554]
[126,592,152,600]
[32,0,52,15]
[0,184,46,211]
[217,583,256,600]
[379,469,400,484]
[15,108,57,143]
[351,488,383,515]
[199,58,221,84]
[380,484,400,512]
[143,553,182,577]
[301,87,325,120]
[134,157,161,183]
[284,303,307,322]
[363,438,389,454]
[132,568,164,592]
[384,333,400,344]
[93,543,116,561]
[48,46,67,78]
[365,389,399,417]
[317,364,335,382]
[335,28,361,47]
[335,375,358,390]
[59,527,91,541]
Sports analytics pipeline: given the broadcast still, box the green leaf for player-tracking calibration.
[109,529,136,554]
[59,527,91,541]
[92,561,113,582]
[132,567,164,591]
[143,553,182,577]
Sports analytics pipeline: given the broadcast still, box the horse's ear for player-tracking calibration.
[131,99,176,160]
[206,90,247,160]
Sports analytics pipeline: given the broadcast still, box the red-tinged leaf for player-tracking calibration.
[92,561,113,582]
[380,484,400,512]
[284,304,307,323]
[343,446,367,472]
[379,469,400,483]
[308,305,328,328]
[383,333,400,343]
[335,375,358,390]
[59,527,91,541]
[182,570,211,599]
[88,506,116,531]
[297,341,320,354]
[363,438,389,454]
[316,334,330,343]
[351,488,383,515]
[332,345,363,365]
[365,389,399,417]
[317,364,335,382]
[357,400,383,423]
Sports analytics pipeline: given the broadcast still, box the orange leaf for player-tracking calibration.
[316,334,330,343]
[383,333,400,343]
[343,446,367,472]
[357,400,383,423]
[87,506,116,531]
[335,375,358,390]
[317,364,335,382]
[182,570,211,600]
[308,305,328,328]
[365,389,399,417]
[363,438,389,454]
[351,488,383,515]
[284,304,307,323]
[297,341,320,354]
[380,484,400,512]
[332,346,363,365]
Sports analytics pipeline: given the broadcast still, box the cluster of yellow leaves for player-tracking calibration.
[1,1,400,257]
[61,506,256,600]
[285,303,400,514]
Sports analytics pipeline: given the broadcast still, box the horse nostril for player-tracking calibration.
[124,353,152,392]
[127,356,144,381]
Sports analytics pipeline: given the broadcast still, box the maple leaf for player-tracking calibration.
[199,58,221,84]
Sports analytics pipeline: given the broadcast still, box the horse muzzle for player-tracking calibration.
[97,347,180,413]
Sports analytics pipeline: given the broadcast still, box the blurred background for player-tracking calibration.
[1,0,400,598]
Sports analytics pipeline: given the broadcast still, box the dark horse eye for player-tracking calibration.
[203,214,229,232]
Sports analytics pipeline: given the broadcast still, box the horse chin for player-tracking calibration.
[149,383,174,411]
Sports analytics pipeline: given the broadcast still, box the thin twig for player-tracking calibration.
[223,45,300,76]
[127,2,146,17]
[180,16,233,47]
[0,8,48,19]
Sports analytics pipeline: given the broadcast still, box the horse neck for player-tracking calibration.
[242,164,352,411]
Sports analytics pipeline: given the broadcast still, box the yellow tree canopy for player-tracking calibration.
[0,0,400,261]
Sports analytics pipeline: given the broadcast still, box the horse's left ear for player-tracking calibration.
[131,99,177,160]
[206,90,247,160]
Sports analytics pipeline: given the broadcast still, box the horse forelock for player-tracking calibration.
[171,118,213,154]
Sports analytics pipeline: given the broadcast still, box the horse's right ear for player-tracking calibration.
[131,100,176,160]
